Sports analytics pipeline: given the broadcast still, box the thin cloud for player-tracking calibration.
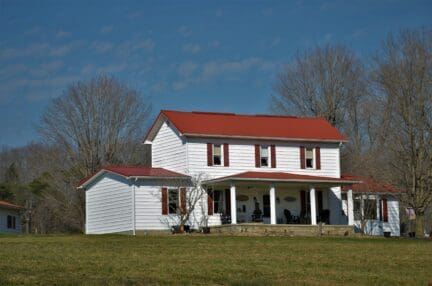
[100,25,114,35]
[91,41,114,54]
[182,43,201,54]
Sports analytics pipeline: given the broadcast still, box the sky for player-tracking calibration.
[1,0,431,147]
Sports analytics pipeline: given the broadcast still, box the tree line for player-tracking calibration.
[0,27,430,236]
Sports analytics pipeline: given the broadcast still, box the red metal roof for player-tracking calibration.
[78,166,190,188]
[0,200,22,209]
[146,110,347,142]
[203,171,359,185]
[341,175,401,194]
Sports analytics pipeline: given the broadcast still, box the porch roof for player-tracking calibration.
[202,171,361,186]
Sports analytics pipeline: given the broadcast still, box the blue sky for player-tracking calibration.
[1,0,431,147]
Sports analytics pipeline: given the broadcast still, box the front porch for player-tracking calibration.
[210,223,354,237]
[202,171,359,227]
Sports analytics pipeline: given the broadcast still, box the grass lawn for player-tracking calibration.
[0,235,430,285]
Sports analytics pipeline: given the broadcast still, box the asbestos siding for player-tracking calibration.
[186,138,340,179]
[0,208,21,234]
[86,173,133,234]
[152,121,187,173]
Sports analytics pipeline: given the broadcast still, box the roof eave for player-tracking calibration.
[183,133,347,143]
[203,177,361,185]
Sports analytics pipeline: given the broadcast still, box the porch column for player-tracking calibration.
[347,188,354,225]
[230,183,237,224]
[270,185,276,225]
[310,187,317,225]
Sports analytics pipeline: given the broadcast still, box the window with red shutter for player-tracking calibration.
[180,187,186,214]
[315,147,321,170]
[207,189,214,215]
[300,146,306,169]
[270,145,276,168]
[255,144,260,167]
[161,187,168,215]
[223,143,229,167]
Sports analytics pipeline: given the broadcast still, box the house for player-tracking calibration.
[342,175,401,237]
[0,200,22,234]
[78,110,400,236]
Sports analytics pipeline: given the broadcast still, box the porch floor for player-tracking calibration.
[210,223,354,237]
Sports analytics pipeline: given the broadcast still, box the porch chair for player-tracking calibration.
[283,209,292,224]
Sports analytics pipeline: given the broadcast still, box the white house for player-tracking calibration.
[0,200,22,234]
[78,110,401,236]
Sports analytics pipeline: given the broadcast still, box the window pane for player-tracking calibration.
[169,189,179,214]
[306,159,313,168]
[261,158,268,166]
[214,145,221,156]
[306,148,314,158]
[261,146,268,157]
[213,190,224,213]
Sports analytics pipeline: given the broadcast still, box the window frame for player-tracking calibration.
[212,144,222,166]
[305,147,315,169]
[168,188,180,214]
[7,215,16,229]
[213,190,225,214]
[260,145,270,167]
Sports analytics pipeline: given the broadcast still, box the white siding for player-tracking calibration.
[186,138,340,179]
[152,121,187,173]
[134,179,202,231]
[86,173,133,234]
[0,208,21,234]
[354,195,400,236]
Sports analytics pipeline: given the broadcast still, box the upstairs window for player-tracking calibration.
[168,188,179,214]
[305,147,314,168]
[213,144,222,166]
[260,145,269,167]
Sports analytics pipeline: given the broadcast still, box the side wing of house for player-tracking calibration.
[85,172,134,234]
[151,121,187,174]
[0,208,21,234]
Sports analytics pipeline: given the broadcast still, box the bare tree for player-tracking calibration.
[373,28,432,237]
[38,75,152,177]
[271,44,371,172]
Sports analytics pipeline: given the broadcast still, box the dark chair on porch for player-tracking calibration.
[252,209,263,222]
[283,209,292,224]
[221,214,231,224]
[318,209,330,224]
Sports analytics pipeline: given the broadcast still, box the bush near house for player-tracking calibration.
[0,235,430,285]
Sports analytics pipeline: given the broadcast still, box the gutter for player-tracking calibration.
[203,177,362,185]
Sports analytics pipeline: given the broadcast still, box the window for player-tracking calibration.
[305,147,314,168]
[260,145,269,167]
[213,144,222,166]
[354,196,377,220]
[168,189,179,214]
[213,190,224,214]
[7,215,16,229]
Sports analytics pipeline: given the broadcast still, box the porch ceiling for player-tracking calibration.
[202,171,361,187]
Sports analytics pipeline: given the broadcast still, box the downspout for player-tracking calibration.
[132,178,137,236]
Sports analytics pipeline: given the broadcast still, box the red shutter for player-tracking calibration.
[180,187,186,214]
[223,143,229,167]
[300,190,306,215]
[300,146,306,169]
[225,189,231,216]
[382,199,388,222]
[270,145,276,168]
[207,143,213,166]
[255,144,260,167]
[207,189,214,215]
[161,187,168,215]
[315,147,321,170]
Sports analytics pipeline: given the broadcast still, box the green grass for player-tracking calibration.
[0,234,430,285]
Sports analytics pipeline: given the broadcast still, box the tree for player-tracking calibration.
[38,75,152,177]
[373,28,432,237]
[271,44,370,172]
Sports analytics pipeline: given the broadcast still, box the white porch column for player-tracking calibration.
[230,183,237,224]
[347,188,354,225]
[310,187,317,225]
[270,185,276,225]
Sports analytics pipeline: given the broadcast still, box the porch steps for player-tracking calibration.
[210,223,354,237]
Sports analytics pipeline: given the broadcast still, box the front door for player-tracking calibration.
[263,195,270,218]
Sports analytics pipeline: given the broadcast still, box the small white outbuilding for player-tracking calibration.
[0,200,22,234]
[78,166,191,234]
